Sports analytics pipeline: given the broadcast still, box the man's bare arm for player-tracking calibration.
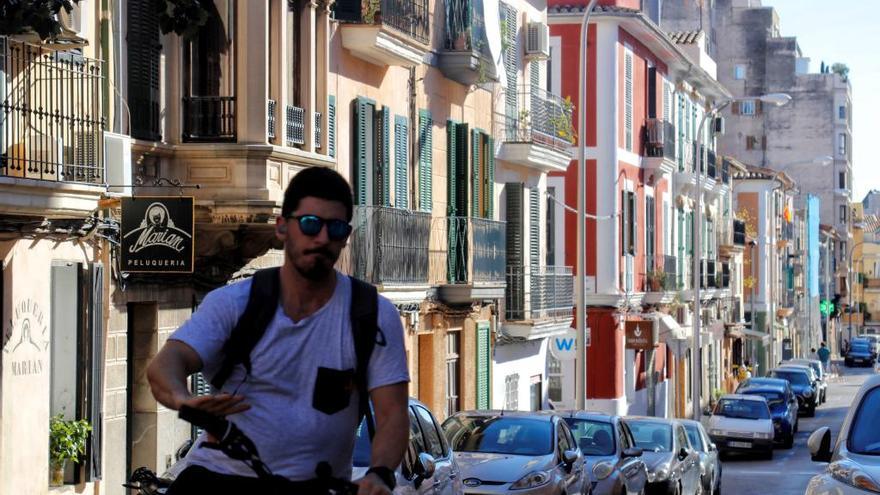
[147,340,249,415]
[355,382,409,495]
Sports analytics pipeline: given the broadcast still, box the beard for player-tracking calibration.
[288,245,340,281]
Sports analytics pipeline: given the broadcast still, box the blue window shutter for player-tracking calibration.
[394,115,409,209]
[379,107,391,206]
[418,110,433,213]
[328,95,336,158]
[447,121,458,217]
[476,322,491,409]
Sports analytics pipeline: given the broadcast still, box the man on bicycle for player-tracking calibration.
[148,167,409,494]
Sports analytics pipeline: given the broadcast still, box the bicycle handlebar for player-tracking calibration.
[177,405,359,494]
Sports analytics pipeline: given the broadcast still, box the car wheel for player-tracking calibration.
[807,407,816,418]
[764,449,774,460]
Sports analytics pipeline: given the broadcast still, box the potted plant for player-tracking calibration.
[49,414,91,487]
[647,270,667,292]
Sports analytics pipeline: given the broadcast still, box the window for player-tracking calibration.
[624,49,634,151]
[547,353,563,403]
[740,100,756,115]
[663,80,672,122]
[621,190,637,255]
[646,195,656,271]
[446,331,460,417]
[839,105,847,120]
[414,405,446,459]
[734,64,746,80]
[746,135,757,150]
[839,171,847,190]
[471,129,496,219]
[353,98,391,206]
[546,187,556,266]
[530,375,543,411]
[504,374,520,410]
[839,133,848,156]
[127,0,162,140]
[677,426,692,450]
[841,205,848,223]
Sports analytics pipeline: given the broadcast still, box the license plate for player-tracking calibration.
[729,441,752,449]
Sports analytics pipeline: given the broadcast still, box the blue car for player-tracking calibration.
[736,384,799,448]
[768,368,818,417]
[845,339,876,367]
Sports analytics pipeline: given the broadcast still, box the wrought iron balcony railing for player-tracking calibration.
[267,99,277,141]
[498,85,574,153]
[183,96,236,142]
[334,0,429,44]
[286,104,305,147]
[506,265,574,321]
[446,216,506,285]
[1,37,105,184]
[348,206,431,286]
[646,118,676,161]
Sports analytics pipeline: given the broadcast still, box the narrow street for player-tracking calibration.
[721,364,878,494]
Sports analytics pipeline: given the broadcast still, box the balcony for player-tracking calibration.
[335,0,429,67]
[504,265,574,339]
[437,0,499,85]
[347,206,431,292]
[644,119,676,177]
[437,216,506,303]
[644,255,678,304]
[0,37,107,217]
[495,86,574,173]
[182,96,236,142]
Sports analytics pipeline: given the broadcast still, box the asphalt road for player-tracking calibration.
[719,361,878,495]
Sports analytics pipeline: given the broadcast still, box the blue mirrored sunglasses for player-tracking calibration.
[288,215,352,240]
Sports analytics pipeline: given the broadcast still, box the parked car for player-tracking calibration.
[706,394,775,460]
[442,411,589,494]
[805,374,880,494]
[783,359,827,403]
[768,368,819,416]
[623,417,702,495]
[862,335,879,356]
[680,420,722,495]
[559,411,648,495]
[845,339,876,367]
[736,383,799,448]
[354,398,463,494]
[778,364,824,407]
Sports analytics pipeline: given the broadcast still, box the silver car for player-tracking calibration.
[442,411,589,494]
[806,374,880,494]
[354,399,463,494]
[681,420,721,495]
[558,411,647,495]
[624,417,702,495]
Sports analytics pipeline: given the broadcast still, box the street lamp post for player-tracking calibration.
[848,241,864,340]
[692,93,791,421]
[576,0,598,411]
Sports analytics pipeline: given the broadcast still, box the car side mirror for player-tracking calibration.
[808,427,833,463]
[678,447,689,460]
[703,406,714,416]
[412,453,436,488]
[709,443,718,452]
[622,447,643,459]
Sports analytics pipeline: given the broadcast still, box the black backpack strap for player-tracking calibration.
[349,276,379,439]
[211,267,281,390]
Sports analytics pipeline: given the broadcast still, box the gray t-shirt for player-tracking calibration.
[170,272,409,481]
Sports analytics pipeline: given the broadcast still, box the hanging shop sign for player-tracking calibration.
[121,197,194,273]
[625,320,657,350]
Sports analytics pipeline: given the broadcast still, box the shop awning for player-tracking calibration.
[741,328,771,344]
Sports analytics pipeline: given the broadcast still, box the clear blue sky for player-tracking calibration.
[765,0,879,203]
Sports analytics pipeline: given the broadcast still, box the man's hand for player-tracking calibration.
[354,472,392,495]
[178,393,251,416]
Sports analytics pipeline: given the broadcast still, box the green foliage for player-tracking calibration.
[361,0,380,24]
[831,63,850,81]
[550,96,576,144]
[0,0,81,40]
[49,415,91,465]
[156,0,210,38]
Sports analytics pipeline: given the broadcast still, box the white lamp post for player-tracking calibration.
[692,93,790,421]
[576,0,598,411]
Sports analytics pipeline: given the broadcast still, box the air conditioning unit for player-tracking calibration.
[525,22,550,60]
[104,132,132,195]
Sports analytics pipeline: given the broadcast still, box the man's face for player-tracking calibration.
[276,197,349,281]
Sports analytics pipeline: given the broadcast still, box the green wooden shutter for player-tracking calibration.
[455,123,470,216]
[418,110,433,212]
[472,129,482,217]
[529,187,540,267]
[448,121,458,216]
[354,97,370,205]
[328,95,336,158]
[394,115,409,209]
[378,107,391,206]
[476,322,491,410]
[485,136,495,218]
[506,183,525,267]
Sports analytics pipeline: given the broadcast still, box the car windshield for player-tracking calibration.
[851,344,870,352]
[683,425,705,452]
[627,421,673,452]
[849,387,880,455]
[714,399,771,420]
[442,416,552,456]
[771,370,810,386]
[743,391,785,408]
[563,418,616,456]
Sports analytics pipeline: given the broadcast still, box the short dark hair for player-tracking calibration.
[281,167,353,220]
